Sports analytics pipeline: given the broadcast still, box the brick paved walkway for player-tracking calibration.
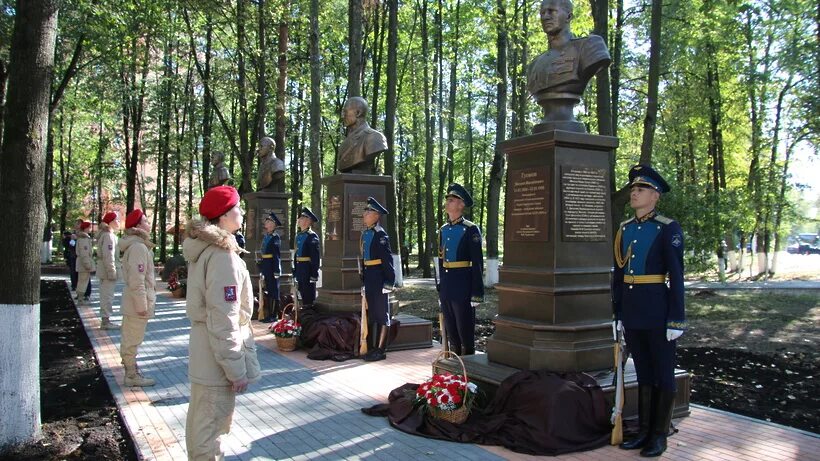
[67,277,819,460]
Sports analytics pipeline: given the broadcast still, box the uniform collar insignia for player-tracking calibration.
[448,216,464,225]
[636,209,657,223]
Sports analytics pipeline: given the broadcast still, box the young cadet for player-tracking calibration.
[96,211,120,329]
[75,220,95,304]
[259,211,283,322]
[184,185,260,460]
[360,197,395,361]
[613,164,685,457]
[437,183,484,356]
[294,207,320,307]
[118,209,156,387]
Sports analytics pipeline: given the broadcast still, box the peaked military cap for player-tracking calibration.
[627,164,671,193]
[364,197,389,215]
[446,183,473,207]
[265,211,282,226]
[300,207,319,223]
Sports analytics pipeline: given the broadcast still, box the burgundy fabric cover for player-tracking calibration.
[362,370,611,456]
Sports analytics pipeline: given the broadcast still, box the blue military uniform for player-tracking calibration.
[294,207,320,306]
[438,184,484,356]
[360,197,395,361]
[259,212,282,322]
[612,164,685,456]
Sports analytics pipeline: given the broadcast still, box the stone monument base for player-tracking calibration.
[433,352,691,419]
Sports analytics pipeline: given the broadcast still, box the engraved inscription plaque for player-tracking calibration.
[506,167,550,242]
[326,196,342,240]
[561,166,608,241]
[245,208,256,240]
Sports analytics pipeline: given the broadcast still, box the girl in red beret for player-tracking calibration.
[96,212,120,330]
[117,209,157,387]
[74,221,95,304]
[183,186,260,460]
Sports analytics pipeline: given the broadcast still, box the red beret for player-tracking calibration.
[199,186,240,220]
[125,209,144,229]
[102,212,117,224]
[79,221,92,230]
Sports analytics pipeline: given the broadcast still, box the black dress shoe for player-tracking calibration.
[363,349,386,362]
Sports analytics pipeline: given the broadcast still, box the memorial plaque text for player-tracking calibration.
[561,166,608,241]
[506,167,550,242]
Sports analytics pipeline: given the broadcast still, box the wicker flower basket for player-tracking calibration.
[274,302,298,352]
[429,350,471,424]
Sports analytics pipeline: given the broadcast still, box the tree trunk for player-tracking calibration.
[0,0,58,448]
[383,0,401,279]
[309,0,323,237]
[253,0,268,147]
[202,17,213,191]
[158,38,173,262]
[274,0,289,161]
[486,0,508,283]
[348,0,363,97]
[237,0,252,194]
[638,0,662,164]
[445,0,461,193]
[589,0,612,136]
[421,0,434,278]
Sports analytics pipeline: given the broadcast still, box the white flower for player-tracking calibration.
[466,382,478,393]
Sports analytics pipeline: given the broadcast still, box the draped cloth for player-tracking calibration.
[362,370,611,456]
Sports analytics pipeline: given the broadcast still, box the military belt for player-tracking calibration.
[296,256,312,262]
[363,259,382,266]
[623,274,666,284]
[443,261,472,269]
[261,254,273,259]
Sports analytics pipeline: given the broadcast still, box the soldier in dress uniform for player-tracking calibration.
[359,197,396,362]
[437,183,484,356]
[259,212,283,323]
[612,165,685,458]
[294,207,320,307]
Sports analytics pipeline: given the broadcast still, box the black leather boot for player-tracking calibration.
[620,384,654,450]
[462,344,475,355]
[364,326,388,362]
[640,389,676,457]
[449,343,462,355]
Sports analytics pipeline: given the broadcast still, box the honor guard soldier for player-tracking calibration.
[259,212,283,322]
[360,197,396,361]
[438,183,484,356]
[294,207,320,307]
[613,165,685,457]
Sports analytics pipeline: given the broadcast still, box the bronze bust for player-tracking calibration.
[337,97,388,174]
[208,151,231,189]
[256,136,285,192]
[527,0,611,133]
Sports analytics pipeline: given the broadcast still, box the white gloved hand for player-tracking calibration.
[612,320,624,340]
[470,302,479,308]
[382,287,392,294]
[666,328,684,341]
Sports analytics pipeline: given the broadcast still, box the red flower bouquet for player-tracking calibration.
[269,317,301,352]
[415,371,478,423]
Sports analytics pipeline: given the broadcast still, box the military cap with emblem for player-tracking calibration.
[627,164,670,193]
[446,183,474,208]
[364,197,389,215]
[265,211,282,226]
[299,207,319,223]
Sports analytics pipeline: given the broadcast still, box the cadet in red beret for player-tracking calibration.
[97,212,120,330]
[74,221,96,304]
[117,208,157,387]
[184,186,259,460]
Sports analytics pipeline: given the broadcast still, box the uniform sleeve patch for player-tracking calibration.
[472,233,481,243]
[224,286,237,302]
[379,237,387,245]
[671,234,682,247]
[137,264,144,273]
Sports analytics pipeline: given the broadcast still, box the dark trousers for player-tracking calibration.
[440,299,475,351]
[625,328,677,391]
[67,258,90,296]
[297,279,315,305]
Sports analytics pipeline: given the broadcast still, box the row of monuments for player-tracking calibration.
[226,0,689,418]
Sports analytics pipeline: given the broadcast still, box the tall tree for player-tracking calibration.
[421,0,435,278]
[383,0,400,263]
[0,0,58,448]
[348,0,364,97]
[309,0,323,235]
[638,0,662,164]
[486,0,508,278]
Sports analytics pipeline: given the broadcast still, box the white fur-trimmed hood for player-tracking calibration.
[183,218,246,264]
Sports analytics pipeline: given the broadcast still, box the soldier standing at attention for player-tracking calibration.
[438,183,484,356]
[183,185,260,460]
[96,211,120,330]
[259,212,283,323]
[360,197,395,362]
[75,220,95,304]
[294,207,320,307]
[613,165,685,458]
[118,209,157,387]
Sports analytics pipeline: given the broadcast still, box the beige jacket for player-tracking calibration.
[75,232,96,273]
[118,228,156,318]
[183,219,260,387]
[96,224,118,280]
